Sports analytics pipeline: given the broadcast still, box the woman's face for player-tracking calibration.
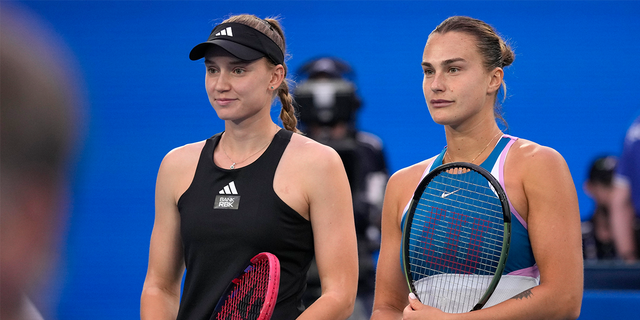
[421,31,500,129]
[204,46,277,122]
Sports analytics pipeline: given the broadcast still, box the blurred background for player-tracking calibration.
[10,0,640,319]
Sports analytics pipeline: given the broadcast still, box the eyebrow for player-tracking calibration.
[204,58,252,66]
[422,57,466,68]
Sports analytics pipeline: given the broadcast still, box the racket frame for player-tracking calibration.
[211,252,280,320]
[401,161,511,312]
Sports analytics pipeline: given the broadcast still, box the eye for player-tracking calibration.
[423,68,435,76]
[448,67,460,73]
[232,67,246,75]
[207,66,218,74]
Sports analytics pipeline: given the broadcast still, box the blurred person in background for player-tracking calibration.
[0,3,83,320]
[582,156,618,260]
[610,115,640,262]
[293,57,389,319]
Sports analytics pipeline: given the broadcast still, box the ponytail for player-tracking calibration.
[226,14,302,134]
[276,81,301,133]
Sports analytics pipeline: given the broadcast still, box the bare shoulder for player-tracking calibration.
[285,133,343,170]
[277,133,344,183]
[383,157,438,222]
[508,138,568,172]
[276,132,351,219]
[387,157,437,193]
[160,140,206,172]
[156,140,206,203]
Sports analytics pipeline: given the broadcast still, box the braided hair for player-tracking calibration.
[224,14,302,134]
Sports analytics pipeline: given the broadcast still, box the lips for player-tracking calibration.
[215,98,236,106]
[430,99,453,108]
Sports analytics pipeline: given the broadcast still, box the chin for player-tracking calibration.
[213,110,235,122]
[428,112,450,126]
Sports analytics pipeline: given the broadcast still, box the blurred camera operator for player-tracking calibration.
[293,57,389,319]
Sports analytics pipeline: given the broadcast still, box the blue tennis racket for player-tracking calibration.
[402,162,511,313]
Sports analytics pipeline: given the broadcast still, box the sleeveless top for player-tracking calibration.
[176,129,314,320]
[402,135,539,278]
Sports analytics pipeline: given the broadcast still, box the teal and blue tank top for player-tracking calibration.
[402,135,539,278]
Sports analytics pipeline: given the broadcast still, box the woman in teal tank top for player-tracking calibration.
[372,16,583,320]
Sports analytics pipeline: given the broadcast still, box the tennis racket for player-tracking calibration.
[211,252,280,320]
[402,162,511,313]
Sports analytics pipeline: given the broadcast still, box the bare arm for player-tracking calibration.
[371,165,427,320]
[141,147,195,320]
[610,180,637,261]
[297,145,359,320]
[513,145,584,319]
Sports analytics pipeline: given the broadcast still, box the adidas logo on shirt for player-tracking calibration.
[215,27,233,37]
[214,181,240,210]
[219,181,238,195]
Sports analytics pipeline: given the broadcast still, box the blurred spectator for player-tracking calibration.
[293,57,388,319]
[0,3,83,319]
[611,115,640,262]
[582,156,618,260]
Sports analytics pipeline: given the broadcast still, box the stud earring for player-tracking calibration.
[270,86,274,89]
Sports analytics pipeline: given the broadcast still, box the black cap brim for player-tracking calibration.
[189,39,265,61]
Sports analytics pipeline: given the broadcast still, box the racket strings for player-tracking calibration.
[408,208,504,271]
[411,210,500,273]
[216,259,271,320]
[407,168,507,313]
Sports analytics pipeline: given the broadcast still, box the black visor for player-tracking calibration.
[189,22,284,65]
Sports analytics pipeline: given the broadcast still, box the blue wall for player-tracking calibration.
[15,1,640,319]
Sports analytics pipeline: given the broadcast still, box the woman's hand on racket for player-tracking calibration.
[403,293,449,320]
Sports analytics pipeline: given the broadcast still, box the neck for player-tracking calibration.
[217,122,279,169]
[444,125,503,164]
[223,119,278,150]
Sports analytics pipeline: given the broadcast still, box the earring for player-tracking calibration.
[271,86,274,89]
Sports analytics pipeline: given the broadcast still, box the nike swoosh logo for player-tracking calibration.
[441,189,460,198]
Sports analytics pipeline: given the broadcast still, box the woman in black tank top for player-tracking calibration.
[141,14,358,320]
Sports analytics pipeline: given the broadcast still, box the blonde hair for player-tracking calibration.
[223,14,301,134]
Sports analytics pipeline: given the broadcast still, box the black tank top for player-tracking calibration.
[176,129,314,320]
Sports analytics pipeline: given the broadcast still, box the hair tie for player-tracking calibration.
[261,18,274,31]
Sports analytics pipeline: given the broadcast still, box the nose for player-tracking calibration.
[213,71,231,92]
[430,72,445,93]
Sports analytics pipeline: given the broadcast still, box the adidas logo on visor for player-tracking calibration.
[215,27,233,37]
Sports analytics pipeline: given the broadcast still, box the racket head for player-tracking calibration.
[402,162,511,313]
[211,252,280,320]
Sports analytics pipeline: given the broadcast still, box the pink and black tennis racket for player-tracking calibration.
[210,252,280,320]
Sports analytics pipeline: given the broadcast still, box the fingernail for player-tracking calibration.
[409,292,417,300]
